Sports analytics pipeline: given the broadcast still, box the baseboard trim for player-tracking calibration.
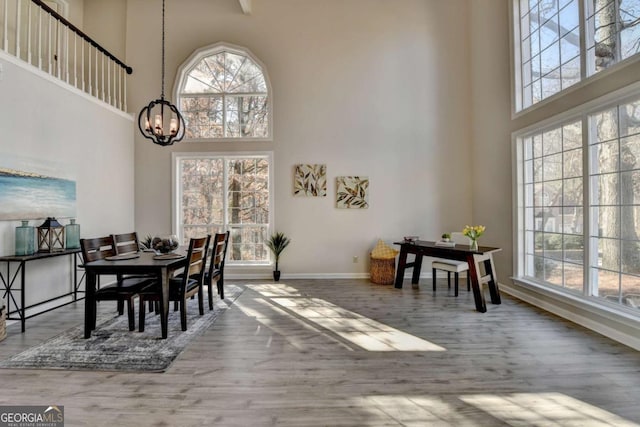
[503,279,640,351]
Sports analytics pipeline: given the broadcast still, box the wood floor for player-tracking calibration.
[1,278,639,426]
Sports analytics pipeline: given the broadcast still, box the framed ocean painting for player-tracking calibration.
[0,155,76,220]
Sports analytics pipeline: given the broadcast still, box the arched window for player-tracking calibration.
[175,43,271,140]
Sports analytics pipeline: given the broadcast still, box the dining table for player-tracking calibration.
[82,250,186,339]
[394,240,502,313]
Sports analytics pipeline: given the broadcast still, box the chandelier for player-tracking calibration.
[138,0,185,146]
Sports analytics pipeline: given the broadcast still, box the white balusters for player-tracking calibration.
[37,5,41,69]
[100,53,104,102]
[26,0,31,64]
[15,0,20,58]
[0,0,129,112]
[87,40,92,96]
[3,0,8,52]
[81,35,86,91]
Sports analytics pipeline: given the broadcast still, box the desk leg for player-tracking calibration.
[84,272,96,338]
[411,254,423,284]
[484,255,501,304]
[395,247,408,289]
[467,254,487,313]
[160,270,170,339]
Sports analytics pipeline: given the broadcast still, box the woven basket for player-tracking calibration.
[370,256,395,285]
[0,305,6,342]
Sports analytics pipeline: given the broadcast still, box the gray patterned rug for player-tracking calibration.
[0,285,243,373]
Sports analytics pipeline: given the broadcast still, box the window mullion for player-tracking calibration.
[582,113,591,297]
[223,158,229,232]
[222,93,227,138]
[578,0,587,80]
[616,105,623,300]
[614,0,622,64]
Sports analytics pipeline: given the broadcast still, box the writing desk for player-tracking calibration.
[0,249,83,332]
[393,240,501,313]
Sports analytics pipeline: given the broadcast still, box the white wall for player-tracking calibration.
[469,0,513,281]
[125,0,474,277]
[0,51,135,306]
[82,0,126,60]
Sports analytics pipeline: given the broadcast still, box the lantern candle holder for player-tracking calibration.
[37,217,65,252]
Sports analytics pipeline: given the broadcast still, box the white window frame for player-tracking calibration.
[173,42,273,142]
[511,0,640,117]
[513,79,640,317]
[172,151,275,267]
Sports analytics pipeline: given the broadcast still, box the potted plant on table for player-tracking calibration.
[441,233,451,242]
[266,232,291,282]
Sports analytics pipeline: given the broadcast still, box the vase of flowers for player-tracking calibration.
[463,225,485,251]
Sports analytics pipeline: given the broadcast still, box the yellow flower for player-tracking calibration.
[462,225,485,240]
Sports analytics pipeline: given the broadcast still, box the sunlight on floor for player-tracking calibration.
[353,395,476,426]
[233,298,354,351]
[247,283,445,352]
[460,392,639,427]
[350,393,639,426]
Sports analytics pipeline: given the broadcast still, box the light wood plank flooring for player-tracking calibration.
[1,279,639,426]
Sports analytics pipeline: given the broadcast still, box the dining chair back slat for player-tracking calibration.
[112,232,141,255]
[80,236,117,262]
[205,231,230,306]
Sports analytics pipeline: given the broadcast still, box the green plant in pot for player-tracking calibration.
[266,232,291,282]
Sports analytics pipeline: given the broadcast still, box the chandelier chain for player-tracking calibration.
[161,0,166,99]
[137,0,185,146]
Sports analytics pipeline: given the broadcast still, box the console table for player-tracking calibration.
[0,249,83,332]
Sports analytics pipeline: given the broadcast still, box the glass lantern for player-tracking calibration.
[37,217,65,252]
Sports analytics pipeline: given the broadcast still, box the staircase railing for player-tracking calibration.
[1,0,132,112]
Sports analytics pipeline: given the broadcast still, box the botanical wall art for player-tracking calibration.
[336,176,369,209]
[0,154,77,220]
[293,164,327,197]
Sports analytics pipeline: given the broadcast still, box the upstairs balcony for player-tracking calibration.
[0,0,131,112]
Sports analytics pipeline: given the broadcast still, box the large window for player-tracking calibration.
[521,120,584,292]
[515,93,640,313]
[515,0,581,110]
[586,0,640,75]
[175,43,271,140]
[513,0,640,112]
[174,153,272,265]
[589,101,640,306]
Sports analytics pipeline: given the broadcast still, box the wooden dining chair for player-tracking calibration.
[204,231,230,307]
[137,236,210,332]
[112,232,157,311]
[80,236,150,331]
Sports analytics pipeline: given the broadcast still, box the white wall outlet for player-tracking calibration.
[353,256,358,263]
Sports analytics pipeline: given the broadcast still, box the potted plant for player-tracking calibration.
[441,233,451,242]
[266,232,291,282]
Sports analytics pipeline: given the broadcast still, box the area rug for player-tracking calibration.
[0,285,243,373]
